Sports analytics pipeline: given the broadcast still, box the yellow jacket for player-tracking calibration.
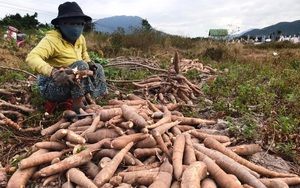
[26,30,91,77]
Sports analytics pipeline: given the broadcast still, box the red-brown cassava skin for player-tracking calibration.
[67,168,97,188]
[34,141,67,150]
[195,150,244,188]
[194,143,267,188]
[110,133,149,149]
[36,139,109,178]
[7,149,49,188]
[203,137,298,178]
[227,144,262,156]
[201,178,218,188]
[181,161,207,188]
[18,150,66,170]
[172,133,186,181]
[259,177,300,187]
[93,142,134,187]
[149,159,173,188]
[121,104,148,129]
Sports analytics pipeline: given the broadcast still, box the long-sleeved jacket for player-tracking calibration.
[26,29,91,77]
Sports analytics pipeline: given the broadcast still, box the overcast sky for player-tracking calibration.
[1,0,300,37]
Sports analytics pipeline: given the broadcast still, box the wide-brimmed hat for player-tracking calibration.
[51,2,92,25]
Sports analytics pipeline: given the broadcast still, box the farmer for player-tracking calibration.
[26,1,107,113]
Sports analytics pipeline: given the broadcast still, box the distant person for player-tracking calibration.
[26,1,107,113]
[4,26,18,41]
[3,26,26,47]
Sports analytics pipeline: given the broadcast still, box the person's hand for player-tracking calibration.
[88,61,97,71]
[51,68,75,87]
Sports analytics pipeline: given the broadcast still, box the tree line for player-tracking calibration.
[0,12,94,32]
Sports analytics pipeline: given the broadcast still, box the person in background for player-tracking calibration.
[4,26,18,41]
[26,1,107,113]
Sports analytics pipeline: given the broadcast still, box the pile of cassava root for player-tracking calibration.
[126,51,217,106]
[2,94,300,188]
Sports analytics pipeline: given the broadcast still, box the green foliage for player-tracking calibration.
[184,69,200,80]
[0,71,26,83]
[11,155,21,168]
[88,51,110,66]
[110,30,125,55]
[29,84,46,111]
[141,19,152,31]
[88,51,119,81]
[273,115,297,135]
[203,47,300,162]
[181,106,198,118]
[274,142,297,162]
[168,35,196,50]
[0,129,13,143]
[289,60,300,70]
[203,46,225,61]
[0,13,39,30]
[226,115,260,141]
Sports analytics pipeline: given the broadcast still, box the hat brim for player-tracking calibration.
[51,14,92,25]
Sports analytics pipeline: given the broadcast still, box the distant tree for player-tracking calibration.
[84,21,93,32]
[0,12,40,30]
[277,30,282,36]
[141,19,152,31]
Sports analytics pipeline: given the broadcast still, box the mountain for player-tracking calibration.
[93,16,300,38]
[242,20,300,37]
[93,15,144,34]
[230,29,255,38]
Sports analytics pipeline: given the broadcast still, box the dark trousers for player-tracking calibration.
[37,61,107,102]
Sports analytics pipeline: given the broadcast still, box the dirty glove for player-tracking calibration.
[51,68,74,87]
[88,61,97,72]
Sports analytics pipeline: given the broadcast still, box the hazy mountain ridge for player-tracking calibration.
[242,20,300,37]
[93,16,300,38]
[93,15,144,34]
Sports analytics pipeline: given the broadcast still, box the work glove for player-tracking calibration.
[51,68,75,87]
[88,61,97,72]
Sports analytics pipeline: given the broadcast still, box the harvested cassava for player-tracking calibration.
[227,144,262,156]
[94,148,136,166]
[172,133,186,181]
[34,141,67,150]
[41,118,67,135]
[3,85,300,188]
[183,132,197,165]
[203,137,297,178]
[133,148,162,158]
[85,128,120,143]
[120,169,159,186]
[37,139,108,177]
[93,142,134,187]
[0,163,7,188]
[190,130,230,143]
[18,150,69,170]
[7,149,49,188]
[195,150,244,188]
[194,143,267,188]
[149,159,173,188]
[201,178,218,188]
[79,161,100,179]
[110,133,150,149]
[67,168,97,188]
[121,104,148,130]
[181,161,207,188]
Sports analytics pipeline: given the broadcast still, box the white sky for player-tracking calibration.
[1,0,300,37]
